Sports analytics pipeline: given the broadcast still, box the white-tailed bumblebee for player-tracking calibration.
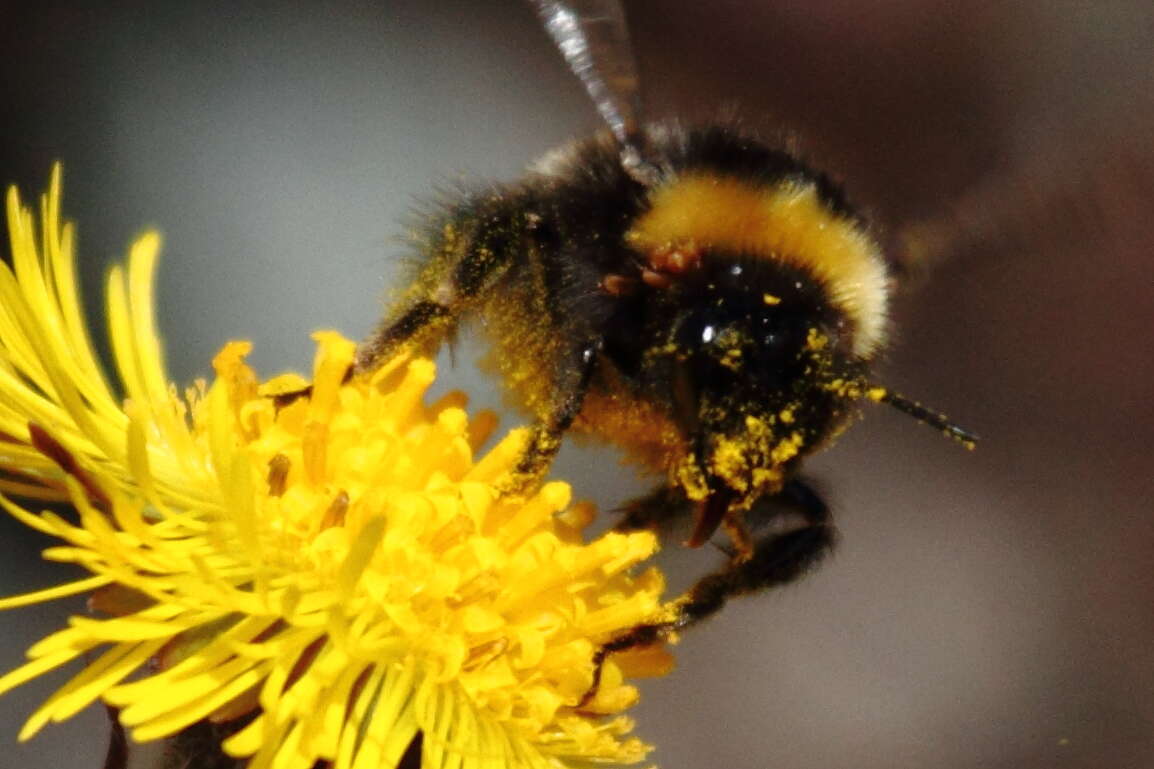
[354,0,976,697]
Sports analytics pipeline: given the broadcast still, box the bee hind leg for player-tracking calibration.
[266,299,452,411]
[355,299,455,373]
[357,196,531,373]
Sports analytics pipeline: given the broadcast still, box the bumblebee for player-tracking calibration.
[356,0,975,696]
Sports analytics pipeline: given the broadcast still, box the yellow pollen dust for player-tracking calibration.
[770,431,805,465]
[694,416,801,509]
[805,326,829,351]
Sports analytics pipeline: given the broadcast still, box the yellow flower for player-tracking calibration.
[0,168,674,769]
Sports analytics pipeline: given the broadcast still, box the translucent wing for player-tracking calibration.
[529,0,655,180]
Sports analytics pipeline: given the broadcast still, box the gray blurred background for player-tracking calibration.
[2,1,1153,767]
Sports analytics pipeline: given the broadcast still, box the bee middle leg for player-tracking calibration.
[503,342,601,492]
[579,478,835,706]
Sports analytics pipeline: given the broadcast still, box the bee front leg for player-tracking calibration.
[672,479,835,627]
[613,485,690,533]
[579,478,835,706]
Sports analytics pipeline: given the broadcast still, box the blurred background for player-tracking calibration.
[1,0,1153,767]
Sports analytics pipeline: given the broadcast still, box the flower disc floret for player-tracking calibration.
[0,168,674,769]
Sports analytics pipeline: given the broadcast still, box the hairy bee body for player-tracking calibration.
[355,120,972,684]
[348,1,977,700]
[366,124,889,531]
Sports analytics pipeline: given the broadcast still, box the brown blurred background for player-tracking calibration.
[1,1,1152,767]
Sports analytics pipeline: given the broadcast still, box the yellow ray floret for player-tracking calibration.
[0,168,673,769]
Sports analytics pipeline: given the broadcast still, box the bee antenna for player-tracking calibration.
[869,386,979,449]
[530,0,661,185]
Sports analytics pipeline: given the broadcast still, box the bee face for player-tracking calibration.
[666,258,840,400]
[638,252,859,516]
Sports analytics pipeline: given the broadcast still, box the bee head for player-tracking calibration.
[655,257,863,543]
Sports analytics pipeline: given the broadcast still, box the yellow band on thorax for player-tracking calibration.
[627,174,889,357]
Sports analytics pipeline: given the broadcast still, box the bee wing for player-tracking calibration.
[529,0,645,153]
[896,135,1154,287]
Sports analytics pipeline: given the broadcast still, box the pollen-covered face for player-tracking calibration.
[651,257,858,530]
[610,168,891,546]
